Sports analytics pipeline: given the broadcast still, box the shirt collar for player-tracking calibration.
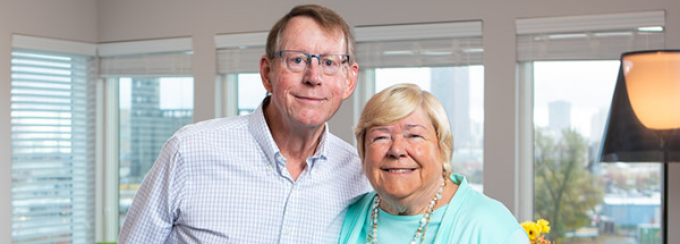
[249,101,329,176]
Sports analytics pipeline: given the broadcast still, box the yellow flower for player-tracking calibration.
[536,219,551,234]
[521,221,539,241]
[522,219,553,243]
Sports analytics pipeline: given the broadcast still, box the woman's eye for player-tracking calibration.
[371,135,388,142]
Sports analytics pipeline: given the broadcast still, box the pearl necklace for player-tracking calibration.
[367,180,445,244]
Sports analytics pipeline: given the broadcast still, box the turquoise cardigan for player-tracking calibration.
[338,174,530,244]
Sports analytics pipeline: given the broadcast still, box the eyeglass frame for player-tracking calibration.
[274,50,351,76]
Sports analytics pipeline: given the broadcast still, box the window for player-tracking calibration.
[11,36,97,243]
[517,11,665,243]
[236,73,267,115]
[215,32,269,117]
[99,38,194,232]
[355,21,485,188]
[117,76,193,228]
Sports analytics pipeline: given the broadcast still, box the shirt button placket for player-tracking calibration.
[281,183,298,243]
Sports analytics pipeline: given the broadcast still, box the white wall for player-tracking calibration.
[1,0,679,242]
[0,1,98,243]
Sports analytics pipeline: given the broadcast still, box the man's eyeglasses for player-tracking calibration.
[276,50,350,76]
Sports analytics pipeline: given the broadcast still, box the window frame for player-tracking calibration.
[515,10,666,241]
[98,37,195,241]
[214,32,268,118]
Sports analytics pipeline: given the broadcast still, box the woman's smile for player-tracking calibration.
[382,167,417,173]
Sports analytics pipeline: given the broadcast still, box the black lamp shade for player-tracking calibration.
[600,50,680,163]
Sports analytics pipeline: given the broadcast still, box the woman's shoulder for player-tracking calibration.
[462,190,512,217]
[339,192,376,244]
[450,175,517,223]
[347,192,376,214]
[444,175,527,242]
[457,188,518,224]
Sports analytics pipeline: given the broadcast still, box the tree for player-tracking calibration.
[534,128,604,242]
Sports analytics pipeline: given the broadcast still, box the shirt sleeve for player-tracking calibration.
[118,136,186,244]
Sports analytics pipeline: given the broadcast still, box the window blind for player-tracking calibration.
[99,37,193,77]
[355,21,483,68]
[215,32,268,74]
[516,11,665,61]
[11,43,96,243]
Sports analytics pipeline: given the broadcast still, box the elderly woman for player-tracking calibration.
[339,84,529,244]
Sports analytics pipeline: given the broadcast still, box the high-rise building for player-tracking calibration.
[125,78,193,183]
[430,67,472,147]
[549,100,571,133]
[590,108,608,143]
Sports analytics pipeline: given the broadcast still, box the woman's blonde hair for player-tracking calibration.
[354,83,454,177]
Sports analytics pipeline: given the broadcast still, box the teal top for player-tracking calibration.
[339,174,530,244]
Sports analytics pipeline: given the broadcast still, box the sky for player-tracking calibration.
[533,60,620,138]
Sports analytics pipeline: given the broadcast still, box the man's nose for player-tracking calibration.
[304,57,323,86]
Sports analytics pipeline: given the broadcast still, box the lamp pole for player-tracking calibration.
[663,161,667,244]
[660,130,672,244]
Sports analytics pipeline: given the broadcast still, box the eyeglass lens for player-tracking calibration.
[279,50,348,75]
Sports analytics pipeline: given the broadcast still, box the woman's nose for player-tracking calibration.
[387,136,407,158]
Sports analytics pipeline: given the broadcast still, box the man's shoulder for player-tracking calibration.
[324,132,358,155]
[173,115,249,139]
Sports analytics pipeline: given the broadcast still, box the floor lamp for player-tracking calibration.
[600,50,680,244]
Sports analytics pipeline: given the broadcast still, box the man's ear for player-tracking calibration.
[342,62,359,100]
[260,55,274,93]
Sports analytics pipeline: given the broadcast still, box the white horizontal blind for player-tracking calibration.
[355,21,483,68]
[517,11,665,61]
[215,32,268,74]
[11,48,96,243]
[216,48,264,74]
[99,37,193,77]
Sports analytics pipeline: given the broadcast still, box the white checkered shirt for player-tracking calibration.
[119,104,372,244]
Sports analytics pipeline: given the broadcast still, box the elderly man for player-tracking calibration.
[119,4,371,243]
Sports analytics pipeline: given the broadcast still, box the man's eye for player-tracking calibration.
[292,57,305,64]
[323,59,336,67]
